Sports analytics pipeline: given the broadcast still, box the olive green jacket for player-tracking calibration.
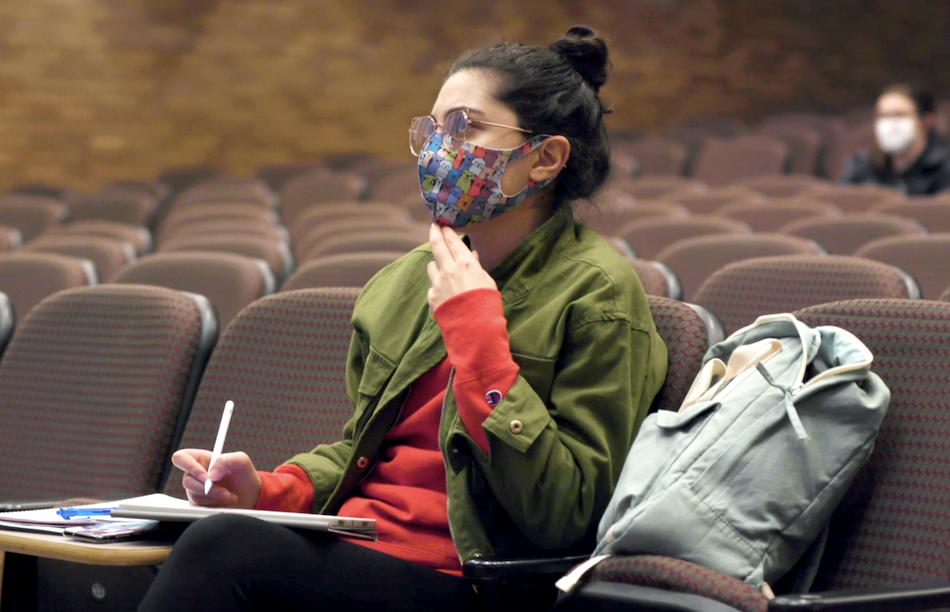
[287,206,668,562]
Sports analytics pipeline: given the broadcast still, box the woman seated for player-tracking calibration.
[841,83,950,195]
[138,25,667,612]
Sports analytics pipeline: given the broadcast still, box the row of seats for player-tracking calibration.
[2,284,949,610]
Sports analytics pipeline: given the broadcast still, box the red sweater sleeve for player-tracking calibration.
[255,464,315,513]
[433,288,520,456]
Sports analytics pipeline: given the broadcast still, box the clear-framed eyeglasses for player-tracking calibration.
[408,108,533,156]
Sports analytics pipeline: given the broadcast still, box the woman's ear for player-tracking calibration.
[529,136,571,183]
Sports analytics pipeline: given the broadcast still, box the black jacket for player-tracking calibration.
[841,132,950,196]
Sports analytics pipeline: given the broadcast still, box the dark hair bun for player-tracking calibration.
[549,25,609,92]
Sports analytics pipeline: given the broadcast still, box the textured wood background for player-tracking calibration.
[0,0,947,189]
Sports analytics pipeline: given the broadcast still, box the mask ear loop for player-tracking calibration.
[496,135,554,198]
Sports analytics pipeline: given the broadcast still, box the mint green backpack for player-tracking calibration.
[593,313,890,588]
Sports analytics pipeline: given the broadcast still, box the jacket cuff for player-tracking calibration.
[434,288,520,456]
[255,464,316,513]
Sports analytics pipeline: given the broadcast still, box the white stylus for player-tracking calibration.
[204,400,234,495]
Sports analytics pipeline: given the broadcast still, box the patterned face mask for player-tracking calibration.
[417,132,554,228]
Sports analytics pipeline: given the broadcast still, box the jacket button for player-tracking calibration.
[472,551,483,558]
[509,420,524,434]
[356,456,370,469]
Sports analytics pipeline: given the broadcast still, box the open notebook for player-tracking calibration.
[112,494,377,540]
[0,494,377,541]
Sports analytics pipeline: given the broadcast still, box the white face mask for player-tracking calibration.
[875,117,917,154]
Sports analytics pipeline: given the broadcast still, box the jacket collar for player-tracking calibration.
[485,205,575,304]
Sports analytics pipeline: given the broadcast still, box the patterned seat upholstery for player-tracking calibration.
[0,285,215,501]
[656,234,824,302]
[792,299,950,591]
[855,234,950,299]
[287,202,411,248]
[717,199,841,233]
[159,203,279,238]
[112,252,276,330]
[163,288,360,497]
[0,195,68,241]
[279,169,369,223]
[24,235,136,283]
[67,187,158,226]
[623,176,706,200]
[690,136,790,186]
[0,291,13,358]
[281,252,403,291]
[778,213,925,255]
[49,220,153,255]
[293,213,422,261]
[562,555,769,612]
[158,234,293,281]
[0,252,97,321]
[174,179,277,209]
[646,295,725,414]
[692,255,918,335]
[872,199,950,233]
[804,185,905,214]
[577,199,689,237]
[664,185,765,215]
[302,230,425,261]
[620,216,752,260]
[626,258,681,299]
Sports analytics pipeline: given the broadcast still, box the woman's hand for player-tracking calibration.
[426,224,497,311]
[172,449,262,509]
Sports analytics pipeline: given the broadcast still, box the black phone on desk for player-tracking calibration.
[65,520,159,543]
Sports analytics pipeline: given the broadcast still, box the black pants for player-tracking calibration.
[137,514,478,612]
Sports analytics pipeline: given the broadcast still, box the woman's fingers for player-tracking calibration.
[440,225,470,261]
[429,223,453,266]
[172,449,212,482]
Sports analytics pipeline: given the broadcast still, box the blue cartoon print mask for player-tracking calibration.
[417,132,553,228]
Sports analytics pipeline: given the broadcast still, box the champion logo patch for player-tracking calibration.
[485,389,503,407]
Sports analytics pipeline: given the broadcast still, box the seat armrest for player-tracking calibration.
[463,554,590,581]
[770,581,950,612]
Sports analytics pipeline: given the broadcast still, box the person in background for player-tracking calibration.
[137,25,667,612]
[841,83,950,195]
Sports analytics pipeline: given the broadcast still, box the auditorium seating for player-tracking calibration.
[663,185,764,215]
[778,213,926,255]
[717,198,840,233]
[0,285,216,502]
[655,234,824,301]
[24,235,136,283]
[67,187,158,226]
[0,291,12,358]
[0,252,98,320]
[692,255,921,334]
[855,234,950,299]
[279,169,369,222]
[557,299,950,612]
[624,258,682,300]
[112,252,276,329]
[281,252,404,290]
[620,216,752,260]
[158,234,293,282]
[162,288,361,498]
[0,195,68,241]
[48,220,153,255]
[0,225,21,252]
[872,199,950,232]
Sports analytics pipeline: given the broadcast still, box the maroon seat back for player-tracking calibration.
[0,252,96,321]
[0,285,216,500]
[692,255,919,335]
[855,234,950,299]
[163,288,360,497]
[281,252,403,291]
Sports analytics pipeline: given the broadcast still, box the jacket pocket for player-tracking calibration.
[353,346,397,436]
[511,352,556,402]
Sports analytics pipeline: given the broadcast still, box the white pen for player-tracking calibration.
[204,400,235,495]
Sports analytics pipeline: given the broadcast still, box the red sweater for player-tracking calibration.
[256,288,520,575]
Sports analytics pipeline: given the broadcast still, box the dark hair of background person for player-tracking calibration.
[448,25,612,212]
[871,83,937,169]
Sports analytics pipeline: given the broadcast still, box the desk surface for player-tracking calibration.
[0,529,172,566]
